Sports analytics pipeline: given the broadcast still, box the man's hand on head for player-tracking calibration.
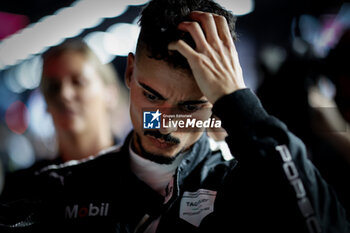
[168,11,246,104]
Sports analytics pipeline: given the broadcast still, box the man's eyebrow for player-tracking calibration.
[179,100,209,105]
[137,80,208,105]
[138,81,166,100]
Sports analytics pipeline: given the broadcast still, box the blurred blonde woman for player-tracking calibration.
[1,38,130,198]
[41,38,130,163]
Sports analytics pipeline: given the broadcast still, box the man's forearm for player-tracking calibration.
[212,88,350,232]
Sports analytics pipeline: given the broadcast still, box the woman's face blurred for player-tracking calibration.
[41,51,108,134]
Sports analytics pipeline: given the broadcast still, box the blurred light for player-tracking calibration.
[260,45,287,74]
[3,56,42,93]
[27,89,55,139]
[318,3,350,53]
[128,0,149,6]
[299,15,321,46]
[3,68,26,93]
[27,90,57,160]
[295,4,350,58]
[105,23,140,56]
[337,3,350,28]
[292,37,309,56]
[0,0,129,69]
[215,0,254,16]
[5,100,29,134]
[317,76,336,100]
[236,38,259,91]
[16,56,43,90]
[74,0,128,19]
[6,133,35,169]
[0,72,18,110]
[31,14,72,48]
[298,14,329,57]
[318,19,342,53]
[84,32,116,64]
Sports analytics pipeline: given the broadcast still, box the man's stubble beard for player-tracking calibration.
[133,131,184,165]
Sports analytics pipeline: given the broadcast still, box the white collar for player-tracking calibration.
[129,141,184,196]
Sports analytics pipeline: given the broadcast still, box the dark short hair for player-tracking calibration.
[136,0,237,71]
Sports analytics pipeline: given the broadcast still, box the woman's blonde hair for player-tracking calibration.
[42,38,117,86]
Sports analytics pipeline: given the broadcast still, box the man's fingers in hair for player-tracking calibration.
[189,11,221,48]
[178,21,208,52]
[168,39,198,62]
[212,14,234,46]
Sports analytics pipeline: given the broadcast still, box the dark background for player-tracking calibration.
[0,0,348,171]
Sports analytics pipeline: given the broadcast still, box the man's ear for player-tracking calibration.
[125,53,135,89]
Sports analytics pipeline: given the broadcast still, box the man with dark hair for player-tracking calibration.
[136,0,236,70]
[0,0,349,232]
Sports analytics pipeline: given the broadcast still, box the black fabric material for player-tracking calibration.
[0,89,349,233]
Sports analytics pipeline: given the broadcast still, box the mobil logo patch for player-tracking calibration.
[65,202,110,219]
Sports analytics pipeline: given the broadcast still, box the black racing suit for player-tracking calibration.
[0,89,349,233]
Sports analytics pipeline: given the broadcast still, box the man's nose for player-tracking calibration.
[159,120,178,134]
[159,108,178,134]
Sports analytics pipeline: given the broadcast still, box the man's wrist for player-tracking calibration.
[212,88,268,130]
[212,87,247,105]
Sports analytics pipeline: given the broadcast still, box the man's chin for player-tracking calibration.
[141,144,183,164]
[136,134,183,164]
[153,146,180,156]
[142,151,179,164]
